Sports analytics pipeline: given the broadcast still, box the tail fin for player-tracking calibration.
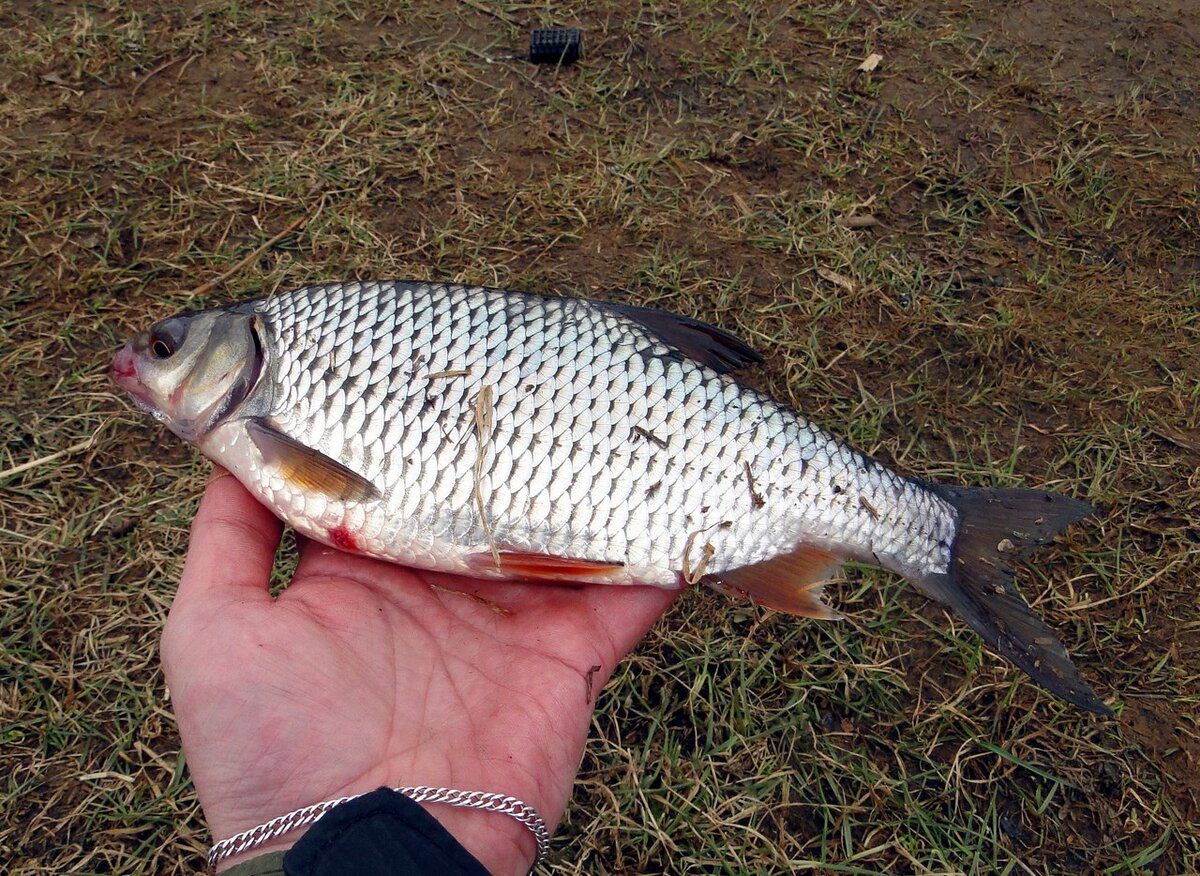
[918,485,1112,716]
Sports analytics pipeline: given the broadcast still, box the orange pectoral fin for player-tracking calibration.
[703,545,844,619]
[467,551,626,582]
[248,418,381,503]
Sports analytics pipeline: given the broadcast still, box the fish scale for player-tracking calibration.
[227,281,951,584]
[114,278,1111,713]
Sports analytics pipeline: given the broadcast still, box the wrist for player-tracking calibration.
[220,849,287,875]
[213,827,305,873]
[415,798,539,876]
[218,830,304,873]
[207,785,551,875]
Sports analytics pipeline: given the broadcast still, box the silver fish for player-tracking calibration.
[113,280,1109,714]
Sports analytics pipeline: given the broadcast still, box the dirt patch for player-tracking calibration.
[1124,697,1200,821]
[977,1,1199,139]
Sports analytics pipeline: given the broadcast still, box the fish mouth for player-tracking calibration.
[111,341,159,415]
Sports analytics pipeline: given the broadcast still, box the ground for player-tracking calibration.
[1,1,1197,873]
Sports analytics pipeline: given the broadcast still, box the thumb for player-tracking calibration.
[171,466,283,620]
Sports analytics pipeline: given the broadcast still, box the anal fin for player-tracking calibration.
[703,545,844,619]
[467,551,626,582]
[247,417,381,503]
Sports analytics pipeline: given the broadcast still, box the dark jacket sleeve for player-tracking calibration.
[223,788,491,876]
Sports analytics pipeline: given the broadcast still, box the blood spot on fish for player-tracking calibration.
[329,526,359,553]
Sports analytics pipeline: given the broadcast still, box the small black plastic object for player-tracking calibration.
[529,28,583,65]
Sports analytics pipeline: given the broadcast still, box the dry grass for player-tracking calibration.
[2,1,1198,873]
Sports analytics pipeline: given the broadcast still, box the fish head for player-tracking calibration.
[112,310,263,443]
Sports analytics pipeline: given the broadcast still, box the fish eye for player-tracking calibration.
[149,318,188,360]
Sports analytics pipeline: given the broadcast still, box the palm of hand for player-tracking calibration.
[162,473,677,874]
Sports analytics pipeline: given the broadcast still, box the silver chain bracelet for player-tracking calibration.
[207,785,551,872]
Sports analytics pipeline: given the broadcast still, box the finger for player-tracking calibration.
[290,527,360,590]
[581,581,681,658]
[172,466,283,619]
[288,536,429,611]
[292,529,344,579]
[433,572,682,662]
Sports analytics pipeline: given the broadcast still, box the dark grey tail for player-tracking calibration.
[917,485,1111,716]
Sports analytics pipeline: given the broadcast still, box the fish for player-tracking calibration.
[112,279,1111,715]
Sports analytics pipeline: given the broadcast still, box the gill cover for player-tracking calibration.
[132,310,263,442]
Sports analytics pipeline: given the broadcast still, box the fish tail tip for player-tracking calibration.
[919,483,1110,715]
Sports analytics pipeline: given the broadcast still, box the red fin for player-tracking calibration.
[703,546,844,619]
[467,551,626,581]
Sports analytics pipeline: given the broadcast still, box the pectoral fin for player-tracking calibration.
[703,545,844,619]
[247,417,381,503]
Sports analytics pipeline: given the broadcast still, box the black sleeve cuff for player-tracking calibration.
[281,788,491,876]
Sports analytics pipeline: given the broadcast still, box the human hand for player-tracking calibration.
[161,468,679,874]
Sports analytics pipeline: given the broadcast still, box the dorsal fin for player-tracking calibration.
[603,301,763,373]
[703,545,844,619]
[247,417,381,503]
